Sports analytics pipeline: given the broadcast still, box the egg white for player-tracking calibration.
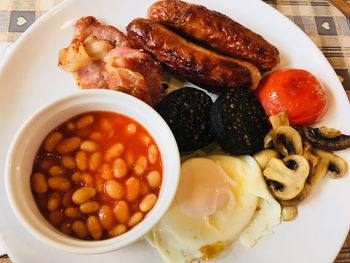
[210,155,281,247]
[147,156,281,262]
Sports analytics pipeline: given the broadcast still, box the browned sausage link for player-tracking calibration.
[148,0,279,71]
[127,18,255,92]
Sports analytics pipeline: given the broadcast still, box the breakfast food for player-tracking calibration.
[148,0,280,71]
[253,112,348,220]
[255,69,328,125]
[299,126,350,151]
[59,16,165,106]
[210,87,269,154]
[74,16,129,47]
[156,87,214,151]
[147,156,280,262]
[126,18,261,92]
[30,111,162,240]
[52,1,348,260]
[264,154,310,200]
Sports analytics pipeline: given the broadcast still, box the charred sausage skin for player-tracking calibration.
[127,18,260,92]
[148,0,279,71]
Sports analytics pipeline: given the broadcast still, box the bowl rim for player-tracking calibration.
[4,89,180,254]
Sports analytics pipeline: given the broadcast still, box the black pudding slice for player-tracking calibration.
[210,87,269,155]
[157,87,214,151]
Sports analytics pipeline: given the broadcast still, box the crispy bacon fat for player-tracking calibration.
[59,16,165,106]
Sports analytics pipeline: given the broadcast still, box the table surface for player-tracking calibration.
[0,0,349,262]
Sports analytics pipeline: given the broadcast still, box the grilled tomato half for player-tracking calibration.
[255,69,328,125]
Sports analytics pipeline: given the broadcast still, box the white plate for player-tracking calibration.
[0,0,349,262]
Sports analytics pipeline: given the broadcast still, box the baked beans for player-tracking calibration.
[30,111,162,240]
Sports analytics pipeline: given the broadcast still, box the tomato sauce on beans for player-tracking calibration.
[30,111,162,240]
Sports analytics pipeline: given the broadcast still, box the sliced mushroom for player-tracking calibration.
[263,155,310,200]
[269,111,289,130]
[272,126,303,157]
[300,126,350,151]
[309,158,329,185]
[311,149,347,181]
[318,126,342,138]
[281,206,298,221]
[279,182,312,206]
[253,149,279,170]
[264,129,274,148]
[302,140,320,176]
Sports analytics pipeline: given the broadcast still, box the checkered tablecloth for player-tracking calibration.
[0,0,349,262]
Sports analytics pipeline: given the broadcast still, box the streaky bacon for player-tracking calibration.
[74,16,130,47]
[59,16,165,106]
[75,61,106,89]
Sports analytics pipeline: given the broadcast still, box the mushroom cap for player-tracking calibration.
[272,126,303,157]
[253,149,279,170]
[312,148,347,179]
[300,126,350,151]
[263,155,310,200]
[279,182,312,206]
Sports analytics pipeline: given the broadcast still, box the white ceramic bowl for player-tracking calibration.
[5,89,180,254]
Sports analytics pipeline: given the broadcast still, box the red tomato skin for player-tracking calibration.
[255,69,328,125]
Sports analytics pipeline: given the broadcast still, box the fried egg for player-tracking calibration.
[147,156,281,262]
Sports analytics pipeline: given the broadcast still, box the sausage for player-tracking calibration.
[148,0,279,71]
[126,18,261,92]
